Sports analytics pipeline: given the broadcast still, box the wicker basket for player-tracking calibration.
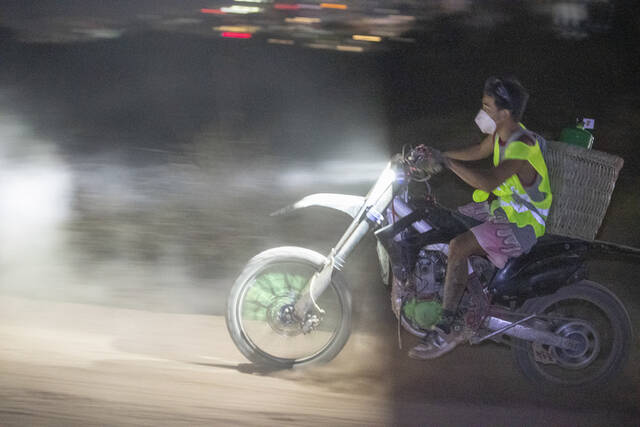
[543,140,624,241]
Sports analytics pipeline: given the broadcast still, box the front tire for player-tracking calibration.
[226,247,352,368]
[512,280,632,387]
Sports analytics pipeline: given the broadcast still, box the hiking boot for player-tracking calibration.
[408,325,467,360]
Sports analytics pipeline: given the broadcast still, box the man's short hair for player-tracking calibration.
[484,76,529,122]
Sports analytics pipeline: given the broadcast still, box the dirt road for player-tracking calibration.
[1,295,637,426]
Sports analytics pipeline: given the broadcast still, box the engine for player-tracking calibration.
[413,249,447,299]
[390,243,495,333]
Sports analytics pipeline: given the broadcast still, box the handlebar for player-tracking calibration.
[391,145,436,198]
[394,144,444,182]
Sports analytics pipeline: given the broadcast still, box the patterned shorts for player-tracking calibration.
[458,201,525,269]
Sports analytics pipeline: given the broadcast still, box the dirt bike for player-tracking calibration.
[226,147,637,387]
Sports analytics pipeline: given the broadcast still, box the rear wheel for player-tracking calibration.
[226,247,352,368]
[512,280,632,387]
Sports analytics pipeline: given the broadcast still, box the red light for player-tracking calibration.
[201,8,225,14]
[221,32,252,39]
[274,4,300,10]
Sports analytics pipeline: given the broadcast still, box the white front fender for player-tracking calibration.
[270,193,366,219]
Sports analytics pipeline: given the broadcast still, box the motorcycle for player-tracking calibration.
[226,146,637,387]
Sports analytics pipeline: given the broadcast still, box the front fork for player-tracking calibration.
[293,188,393,323]
[293,218,373,323]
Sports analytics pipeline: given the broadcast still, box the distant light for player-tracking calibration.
[337,45,363,52]
[320,3,347,10]
[352,35,382,42]
[72,28,124,39]
[299,3,322,9]
[201,8,226,14]
[274,3,300,9]
[220,5,262,14]
[285,16,321,23]
[221,32,253,38]
[307,42,334,50]
[395,15,416,21]
[268,38,295,45]
[214,25,260,33]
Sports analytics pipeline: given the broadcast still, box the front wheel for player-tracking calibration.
[512,280,633,387]
[226,247,352,368]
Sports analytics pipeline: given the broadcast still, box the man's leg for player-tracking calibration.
[408,230,488,360]
[437,230,487,333]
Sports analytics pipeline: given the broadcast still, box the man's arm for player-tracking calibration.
[442,133,494,161]
[447,158,528,192]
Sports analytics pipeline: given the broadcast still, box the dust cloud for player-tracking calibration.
[0,92,390,316]
[0,106,75,301]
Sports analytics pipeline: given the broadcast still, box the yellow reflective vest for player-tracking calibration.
[472,124,553,238]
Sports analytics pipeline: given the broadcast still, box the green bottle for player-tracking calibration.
[560,118,594,149]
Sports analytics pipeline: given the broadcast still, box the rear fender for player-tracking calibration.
[489,236,589,304]
[490,235,640,305]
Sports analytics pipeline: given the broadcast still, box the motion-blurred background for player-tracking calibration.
[1,0,639,317]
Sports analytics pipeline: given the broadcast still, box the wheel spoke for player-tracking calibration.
[283,273,293,292]
[238,262,343,362]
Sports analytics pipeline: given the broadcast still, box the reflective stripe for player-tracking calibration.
[509,188,550,217]
[495,199,546,226]
[492,186,550,220]
[494,202,546,238]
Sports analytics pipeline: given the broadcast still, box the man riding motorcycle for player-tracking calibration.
[409,76,553,359]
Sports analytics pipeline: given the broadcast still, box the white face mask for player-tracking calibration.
[475,109,496,134]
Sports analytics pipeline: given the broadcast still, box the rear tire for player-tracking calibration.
[226,247,352,368]
[512,280,632,387]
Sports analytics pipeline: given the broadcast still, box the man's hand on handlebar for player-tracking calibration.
[404,144,450,178]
